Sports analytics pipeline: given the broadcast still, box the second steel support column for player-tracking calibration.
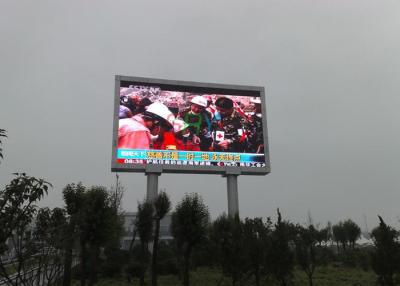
[145,165,162,202]
[227,174,239,217]
[146,173,159,202]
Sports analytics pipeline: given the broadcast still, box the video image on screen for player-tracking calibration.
[116,84,266,168]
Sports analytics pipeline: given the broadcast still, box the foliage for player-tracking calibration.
[109,174,125,213]
[243,217,272,286]
[154,241,179,276]
[0,173,51,286]
[210,215,247,286]
[332,222,347,251]
[332,219,361,252]
[62,183,123,286]
[295,225,319,286]
[84,186,122,248]
[316,223,332,246]
[343,219,361,249]
[268,209,295,286]
[62,183,86,286]
[0,128,6,162]
[101,248,129,278]
[171,193,209,286]
[370,216,400,286]
[34,207,68,285]
[135,200,154,286]
[70,265,378,286]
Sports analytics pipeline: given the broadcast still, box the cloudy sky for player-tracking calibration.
[1,0,399,230]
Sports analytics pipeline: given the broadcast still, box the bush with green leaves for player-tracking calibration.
[371,216,400,286]
[171,193,209,286]
[0,173,51,286]
[267,209,295,286]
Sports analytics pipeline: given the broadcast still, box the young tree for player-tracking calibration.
[343,219,361,249]
[35,207,67,286]
[84,186,122,286]
[109,173,125,213]
[0,128,6,162]
[332,220,361,252]
[268,209,295,286]
[243,217,271,286]
[62,183,85,286]
[151,191,171,286]
[295,225,318,286]
[0,173,51,286]
[332,222,347,252]
[135,200,154,286]
[316,223,332,247]
[210,215,247,286]
[171,193,209,286]
[370,216,400,286]
[62,184,122,286]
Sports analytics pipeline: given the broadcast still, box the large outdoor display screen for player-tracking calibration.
[111,76,270,175]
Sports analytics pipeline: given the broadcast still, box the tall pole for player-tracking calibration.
[145,165,162,202]
[226,174,239,217]
[146,173,159,202]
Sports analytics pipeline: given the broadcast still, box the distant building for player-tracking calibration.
[120,212,173,250]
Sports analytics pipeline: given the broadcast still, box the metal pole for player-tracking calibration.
[115,173,119,210]
[146,173,160,202]
[226,174,239,217]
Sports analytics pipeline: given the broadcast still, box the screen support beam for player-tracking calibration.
[227,175,239,217]
[145,165,162,202]
[224,168,241,217]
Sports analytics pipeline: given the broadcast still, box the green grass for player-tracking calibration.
[71,265,377,286]
[294,265,376,286]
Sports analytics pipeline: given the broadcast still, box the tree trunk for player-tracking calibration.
[183,244,191,286]
[88,246,99,286]
[151,219,160,286]
[80,239,87,286]
[63,237,73,286]
[308,273,313,286]
[255,266,260,286]
[126,230,136,283]
[139,242,146,286]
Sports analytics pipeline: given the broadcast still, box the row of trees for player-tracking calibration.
[1,173,400,286]
[130,192,209,286]
[129,191,400,286]
[1,131,400,286]
[0,174,123,286]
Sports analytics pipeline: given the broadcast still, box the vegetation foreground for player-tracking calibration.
[71,266,377,286]
[1,133,399,286]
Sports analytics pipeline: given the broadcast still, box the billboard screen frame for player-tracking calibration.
[111,75,270,175]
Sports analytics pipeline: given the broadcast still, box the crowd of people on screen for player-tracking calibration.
[118,86,264,154]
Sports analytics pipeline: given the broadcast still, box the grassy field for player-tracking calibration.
[71,265,377,286]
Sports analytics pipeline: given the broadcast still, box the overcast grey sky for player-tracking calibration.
[1,0,399,230]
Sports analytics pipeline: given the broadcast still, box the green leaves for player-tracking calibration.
[135,200,154,244]
[153,191,171,220]
[171,193,209,248]
[0,173,52,241]
[371,216,400,285]
[0,173,52,282]
[0,128,6,161]
[332,219,361,251]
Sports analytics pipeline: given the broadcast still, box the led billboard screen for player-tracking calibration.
[111,76,270,175]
